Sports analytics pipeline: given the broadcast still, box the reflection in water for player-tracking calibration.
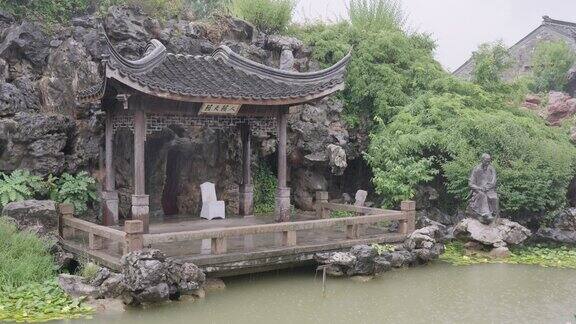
[61,263,576,324]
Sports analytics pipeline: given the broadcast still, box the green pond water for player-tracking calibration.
[59,263,576,324]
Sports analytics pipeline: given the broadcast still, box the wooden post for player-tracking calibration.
[239,123,254,216]
[275,107,291,222]
[211,237,227,254]
[315,191,329,219]
[103,110,119,226]
[58,203,74,239]
[124,220,144,254]
[399,200,416,234]
[89,233,104,250]
[132,104,150,233]
[282,230,297,247]
[346,224,358,239]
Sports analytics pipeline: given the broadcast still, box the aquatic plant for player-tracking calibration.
[0,280,92,322]
[441,241,576,269]
[371,243,395,255]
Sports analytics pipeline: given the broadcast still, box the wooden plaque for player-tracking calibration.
[199,103,241,115]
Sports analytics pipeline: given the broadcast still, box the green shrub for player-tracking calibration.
[293,0,576,219]
[0,170,44,209]
[0,218,55,288]
[0,0,90,24]
[50,172,99,215]
[349,0,406,32]
[253,163,277,214]
[366,82,576,216]
[472,41,513,90]
[531,40,576,93]
[231,0,295,34]
[185,0,230,18]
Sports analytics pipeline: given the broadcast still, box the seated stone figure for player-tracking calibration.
[467,153,500,224]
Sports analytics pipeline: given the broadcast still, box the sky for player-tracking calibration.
[294,0,576,72]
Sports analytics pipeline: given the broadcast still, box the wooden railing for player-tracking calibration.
[58,203,144,254]
[58,193,416,258]
[142,192,416,256]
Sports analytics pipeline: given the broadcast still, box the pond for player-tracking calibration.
[60,263,576,324]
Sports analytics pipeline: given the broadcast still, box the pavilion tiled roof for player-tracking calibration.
[78,37,350,105]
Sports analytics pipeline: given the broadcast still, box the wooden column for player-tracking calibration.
[239,123,254,216]
[131,103,150,233]
[102,109,119,226]
[275,107,291,222]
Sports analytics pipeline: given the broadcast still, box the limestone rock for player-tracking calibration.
[327,144,347,176]
[489,246,511,259]
[0,21,49,68]
[121,249,206,304]
[349,245,377,275]
[38,38,99,116]
[105,6,150,42]
[175,262,206,294]
[1,200,57,235]
[0,82,26,117]
[58,274,99,298]
[533,227,576,245]
[453,217,531,247]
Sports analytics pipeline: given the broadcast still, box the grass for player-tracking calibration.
[0,218,93,322]
[440,241,576,269]
[0,218,55,288]
[79,262,100,281]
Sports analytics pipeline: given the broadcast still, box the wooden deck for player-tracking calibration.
[59,200,416,276]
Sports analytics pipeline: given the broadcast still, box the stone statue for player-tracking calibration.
[468,153,500,224]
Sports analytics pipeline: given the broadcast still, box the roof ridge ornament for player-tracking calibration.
[212,45,352,84]
[105,35,167,74]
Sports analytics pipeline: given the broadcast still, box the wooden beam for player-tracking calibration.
[320,202,397,215]
[62,217,126,241]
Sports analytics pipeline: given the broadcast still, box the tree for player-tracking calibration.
[471,41,513,90]
[531,40,576,93]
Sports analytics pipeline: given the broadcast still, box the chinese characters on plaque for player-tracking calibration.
[199,103,241,115]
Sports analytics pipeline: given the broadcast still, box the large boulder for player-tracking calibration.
[121,249,205,304]
[453,217,531,248]
[1,200,58,235]
[545,91,576,125]
[533,227,576,245]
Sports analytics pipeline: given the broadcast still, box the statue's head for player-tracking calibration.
[481,153,491,168]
